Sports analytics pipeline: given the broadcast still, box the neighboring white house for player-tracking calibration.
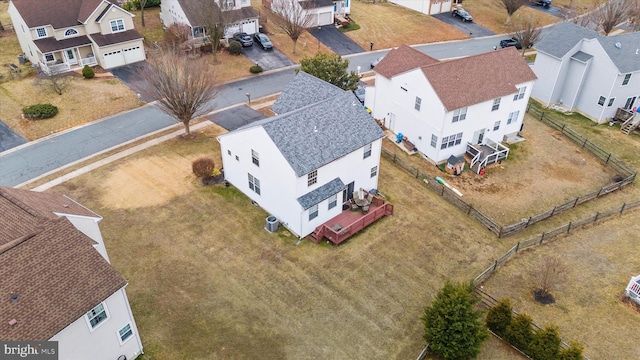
[265,0,351,27]
[0,187,143,360]
[367,44,537,166]
[388,0,454,15]
[8,0,146,74]
[160,0,260,39]
[217,72,385,238]
[531,21,640,123]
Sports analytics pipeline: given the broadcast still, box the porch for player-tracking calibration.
[308,195,394,245]
[34,37,97,75]
[466,139,509,174]
[615,108,639,135]
[39,55,97,75]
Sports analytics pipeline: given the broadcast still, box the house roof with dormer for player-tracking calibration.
[374,44,439,79]
[10,0,118,28]
[0,187,126,341]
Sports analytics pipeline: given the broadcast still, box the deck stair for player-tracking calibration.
[621,113,639,135]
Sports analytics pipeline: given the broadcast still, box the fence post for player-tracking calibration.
[606,153,611,164]
[567,221,572,233]
[582,138,588,148]
[551,206,557,215]
[573,197,578,207]
[540,112,544,120]
[441,186,444,196]
[539,232,545,244]
[561,123,565,132]
[493,260,498,271]
[525,217,531,228]
[620,202,626,214]
[515,242,520,253]
[393,154,396,163]
[594,212,599,221]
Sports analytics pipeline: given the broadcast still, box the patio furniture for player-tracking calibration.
[366,193,374,204]
[351,201,360,211]
[355,198,368,207]
[361,204,370,214]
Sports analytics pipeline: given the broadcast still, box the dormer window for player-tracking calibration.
[36,27,47,38]
[110,19,125,33]
[64,28,78,37]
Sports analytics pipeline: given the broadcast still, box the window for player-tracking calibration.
[493,121,501,131]
[36,27,46,38]
[363,143,372,159]
[118,324,133,343]
[491,98,501,111]
[622,73,631,86]
[607,98,615,107]
[624,96,637,109]
[309,204,318,220]
[248,174,260,195]
[414,97,422,111]
[430,134,438,148]
[597,96,606,106]
[223,0,235,8]
[328,194,337,210]
[235,155,239,161]
[307,170,317,186]
[513,86,526,100]
[452,107,467,122]
[87,303,108,329]
[370,166,378,178]
[507,111,519,125]
[110,19,125,32]
[440,132,463,149]
[251,149,259,166]
[44,53,55,62]
[227,150,231,156]
[64,28,78,37]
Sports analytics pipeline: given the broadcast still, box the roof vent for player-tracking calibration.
[10,293,19,303]
[8,319,17,326]
[62,204,69,208]
[615,42,621,49]
[313,126,318,133]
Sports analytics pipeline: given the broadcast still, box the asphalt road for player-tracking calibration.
[0,120,27,152]
[431,13,496,38]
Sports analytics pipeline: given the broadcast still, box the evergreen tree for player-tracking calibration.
[486,298,513,337]
[529,325,561,360]
[298,52,360,91]
[505,313,534,354]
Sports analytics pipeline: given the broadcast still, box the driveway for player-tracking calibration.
[110,62,157,102]
[308,26,365,55]
[431,13,495,38]
[242,45,294,72]
[206,104,267,131]
[0,120,27,153]
[525,3,565,18]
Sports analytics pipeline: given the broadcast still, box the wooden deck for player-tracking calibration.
[308,196,394,245]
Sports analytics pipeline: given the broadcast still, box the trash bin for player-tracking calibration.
[18,54,25,64]
[265,216,279,232]
[258,25,264,33]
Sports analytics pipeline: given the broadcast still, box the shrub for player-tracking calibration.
[82,65,95,79]
[192,157,215,178]
[486,298,513,337]
[559,341,584,360]
[228,40,242,55]
[528,325,561,360]
[250,65,263,74]
[22,103,59,119]
[505,313,534,354]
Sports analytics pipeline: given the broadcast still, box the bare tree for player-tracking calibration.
[139,0,148,27]
[510,17,542,55]
[626,0,640,31]
[501,0,527,24]
[164,23,192,48]
[532,256,567,304]
[186,0,233,63]
[34,72,70,95]
[142,46,219,136]
[595,0,630,35]
[269,0,314,54]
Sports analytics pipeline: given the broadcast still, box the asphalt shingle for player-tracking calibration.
[297,177,345,210]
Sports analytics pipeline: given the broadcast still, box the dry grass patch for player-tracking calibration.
[482,214,640,359]
[345,1,467,49]
[131,6,164,43]
[50,123,522,359]
[463,0,559,34]
[266,30,334,63]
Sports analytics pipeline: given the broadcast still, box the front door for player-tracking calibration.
[624,96,637,110]
[343,181,355,203]
[472,129,485,144]
[64,49,77,65]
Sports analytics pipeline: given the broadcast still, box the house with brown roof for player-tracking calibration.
[8,0,146,74]
[160,0,260,39]
[0,187,143,360]
[368,45,537,170]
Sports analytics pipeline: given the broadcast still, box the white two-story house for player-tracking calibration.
[266,0,351,27]
[161,0,259,39]
[388,0,453,16]
[367,44,537,168]
[218,72,385,239]
[8,0,146,74]
[0,187,143,360]
[531,21,640,124]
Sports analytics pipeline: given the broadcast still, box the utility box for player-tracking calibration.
[265,216,279,233]
[18,54,26,64]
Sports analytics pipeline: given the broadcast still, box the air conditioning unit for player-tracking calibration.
[265,216,279,232]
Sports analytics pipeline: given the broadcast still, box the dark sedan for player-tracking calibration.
[452,8,473,22]
[254,33,273,50]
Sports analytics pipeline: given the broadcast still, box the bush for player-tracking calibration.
[192,157,215,178]
[22,103,59,119]
[559,341,584,360]
[486,298,513,337]
[82,65,95,79]
[250,65,263,74]
[228,40,242,55]
[528,325,561,360]
[505,313,534,354]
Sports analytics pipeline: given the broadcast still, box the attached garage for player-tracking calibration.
[318,11,332,26]
[103,49,125,69]
[123,45,144,63]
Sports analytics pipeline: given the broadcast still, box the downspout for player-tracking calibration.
[122,285,145,356]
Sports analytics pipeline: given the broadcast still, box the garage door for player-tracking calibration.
[103,50,125,69]
[123,46,145,63]
[318,12,332,26]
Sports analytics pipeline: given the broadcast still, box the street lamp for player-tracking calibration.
[246,92,251,104]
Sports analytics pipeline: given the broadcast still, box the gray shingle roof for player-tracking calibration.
[570,51,593,63]
[537,21,640,73]
[297,177,345,209]
[271,71,345,114]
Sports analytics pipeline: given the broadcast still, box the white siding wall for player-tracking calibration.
[92,6,136,35]
[161,0,192,28]
[531,51,563,105]
[50,289,143,360]
[7,2,40,63]
[60,214,110,262]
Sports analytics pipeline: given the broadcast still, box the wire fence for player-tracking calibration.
[382,105,637,238]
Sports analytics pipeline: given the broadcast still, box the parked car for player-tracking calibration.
[353,86,365,104]
[233,32,253,47]
[529,0,551,7]
[452,8,473,22]
[370,55,385,69]
[254,33,273,50]
[500,38,523,49]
